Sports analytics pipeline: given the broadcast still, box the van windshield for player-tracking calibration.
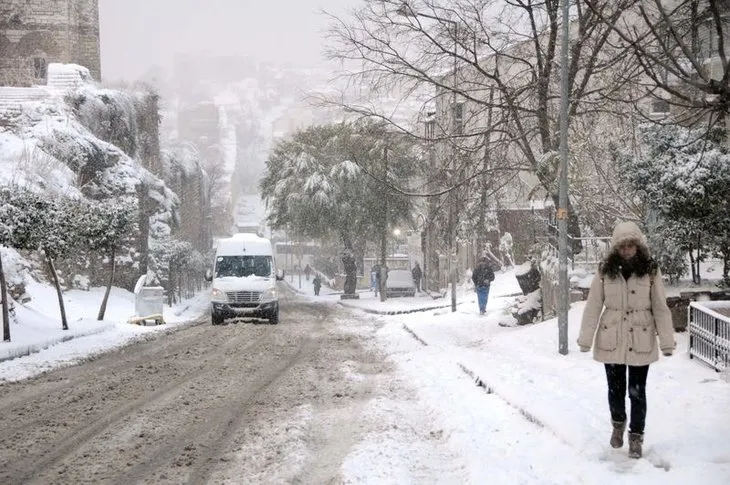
[215,255,272,278]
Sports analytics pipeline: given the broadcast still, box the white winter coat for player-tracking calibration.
[577,222,675,365]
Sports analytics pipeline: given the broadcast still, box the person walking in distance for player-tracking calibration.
[411,262,423,293]
[372,264,380,296]
[578,221,675,459]
[471,256,495,315]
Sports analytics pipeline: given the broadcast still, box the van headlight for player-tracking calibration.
[261,287,278,302]
[211,287,227,302]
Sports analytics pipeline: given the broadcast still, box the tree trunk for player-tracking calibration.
[341,235,357,295]
[477,94,495,258]
[98,247,116,320]
[695,233,702,285]
[1,254,10,342]
[694,247,702,285]
[136,184,151,276]
[167,264,174,306]
[47,256,69,331]
[515,262,541,295]
[689,249,698,285]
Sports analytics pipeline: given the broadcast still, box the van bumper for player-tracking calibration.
[212,300,278,320]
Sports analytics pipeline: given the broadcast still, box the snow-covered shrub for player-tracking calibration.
[72,274,91,291]
[647,225,687,284]
[149,237,204,304]
[617,124,730,284]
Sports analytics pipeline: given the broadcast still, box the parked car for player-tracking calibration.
[386,269,416,297]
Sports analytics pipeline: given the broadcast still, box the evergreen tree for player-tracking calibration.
[0,189,78,330]
[77,199,137,320]
[617,124,730,284]
[260,122,417,295]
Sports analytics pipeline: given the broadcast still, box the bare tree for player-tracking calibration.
[324,0,639,245]
[586,0,730,128]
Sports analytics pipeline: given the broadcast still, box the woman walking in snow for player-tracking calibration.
[578,221,675,459]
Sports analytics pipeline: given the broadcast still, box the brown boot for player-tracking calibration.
[610,420,626,448]
[628,432,643,459]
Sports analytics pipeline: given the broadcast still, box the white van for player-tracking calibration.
[206,233,284,325]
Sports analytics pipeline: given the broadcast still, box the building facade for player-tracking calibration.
[0,0,100,86]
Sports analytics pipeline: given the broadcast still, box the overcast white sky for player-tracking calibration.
[99,0,361,83]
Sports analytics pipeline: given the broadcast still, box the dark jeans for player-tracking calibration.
[476,285,490,314]
[604,364,649,434]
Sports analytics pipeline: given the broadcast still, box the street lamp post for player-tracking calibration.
[416,213,427,292]
[397,2,459,312]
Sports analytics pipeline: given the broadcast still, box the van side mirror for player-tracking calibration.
[205,269,213,282]
[276,269,285,281]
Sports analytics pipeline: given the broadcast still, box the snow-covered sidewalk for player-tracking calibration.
[0,280,210,381]
[332,270,730,484]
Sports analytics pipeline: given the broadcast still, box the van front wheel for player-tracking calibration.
[212,311,224,326]
[269,305,279,325]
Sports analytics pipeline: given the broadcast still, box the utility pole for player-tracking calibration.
[380,146,389,302]
[557,0,571,355]
[450,21,459,313]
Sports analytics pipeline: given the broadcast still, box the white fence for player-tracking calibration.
[688,301,730,372]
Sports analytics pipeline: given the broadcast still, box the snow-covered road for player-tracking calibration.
[1,283,727,484]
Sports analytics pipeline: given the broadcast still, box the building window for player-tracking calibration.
[424,110,436,140]
[651,98,670,114]
[32,57,47,80]
[425,120,435,140]
[452,102,464,135]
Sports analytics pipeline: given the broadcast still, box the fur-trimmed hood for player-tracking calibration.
[601,221,656,279]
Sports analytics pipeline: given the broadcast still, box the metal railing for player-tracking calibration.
[689,301,730,372]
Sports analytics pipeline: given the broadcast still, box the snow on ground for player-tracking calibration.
[334,270,730,484]
[0,279,210,382]
[1,268,729,484]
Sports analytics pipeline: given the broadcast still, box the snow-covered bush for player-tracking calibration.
[149,237,205,304]
[72,274,91,291]
[616,124,730,284]
[647,224,687,284]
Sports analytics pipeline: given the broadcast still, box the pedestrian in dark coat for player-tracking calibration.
[578,221,675,459]
[471,257,495,314]
[411,263,423,292]
[312,275,322,296]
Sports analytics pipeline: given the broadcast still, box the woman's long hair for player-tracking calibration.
[600,243,657,279]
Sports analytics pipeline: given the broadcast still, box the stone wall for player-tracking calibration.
[0,0,100,86]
